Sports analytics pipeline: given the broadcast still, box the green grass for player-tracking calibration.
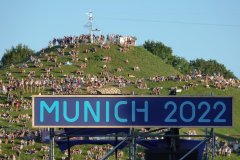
[3,45,179,80]
[0,44,240,159]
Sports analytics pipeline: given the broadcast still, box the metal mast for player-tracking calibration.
[86,10,93,43]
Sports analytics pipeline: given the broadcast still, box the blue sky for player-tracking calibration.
[1,0,240,78]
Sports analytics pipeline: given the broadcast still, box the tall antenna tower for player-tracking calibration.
[85,10,93,43]
[85,10,102,44]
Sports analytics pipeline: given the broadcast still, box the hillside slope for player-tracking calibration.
[0,44,240,159]
[1,44,180,80]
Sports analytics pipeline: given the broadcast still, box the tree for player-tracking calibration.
[143,40,173,64]
[189,59,236,78]
[1,44,34,66]
[172,56,190,74]
[144,40,236,78]
[143,40,189,73]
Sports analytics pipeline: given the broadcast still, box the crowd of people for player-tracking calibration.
[204,137,240,158]
[3,60,239,100]
[62,145,123,160]
[48,34,136,49]
[0,34,239,159]
[0,126,41,159]
[149,70,240,94]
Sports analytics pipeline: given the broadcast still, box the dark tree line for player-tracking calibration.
[1,44,34,67]
[189,59,235,78]
[143,40,236,78]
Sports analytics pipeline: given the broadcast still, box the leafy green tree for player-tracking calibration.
[1,44,34,66]
[143,40,189,73]
[144,40,236,78]
[189,59,236,78]
[172,56,190,74]
[143,40,173,64]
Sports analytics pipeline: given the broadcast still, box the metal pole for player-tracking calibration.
[128,143,131,160]
[67,137,70,159]
[211,128,215,160]
[90,11,93,44]
[133,137,136,160]
[205,128,208,160]
[49,128,55,160]
[115,135,118,160]
[129,129,132,159]
[91,30,93,44]
[170,128,178,160]
[132,128,136,160]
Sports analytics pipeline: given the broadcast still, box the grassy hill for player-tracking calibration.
[0,43,240,159]
[3,44,179,80]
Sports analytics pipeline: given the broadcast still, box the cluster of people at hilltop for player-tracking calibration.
[49,34,136,49]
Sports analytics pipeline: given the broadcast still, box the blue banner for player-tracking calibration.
[32,95,233,128]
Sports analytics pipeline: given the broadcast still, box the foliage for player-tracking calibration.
[189,58,236,78]
[1,44,34,66]
[172,56,190,74]
[143,40,236,78]
[143,40,174,64]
